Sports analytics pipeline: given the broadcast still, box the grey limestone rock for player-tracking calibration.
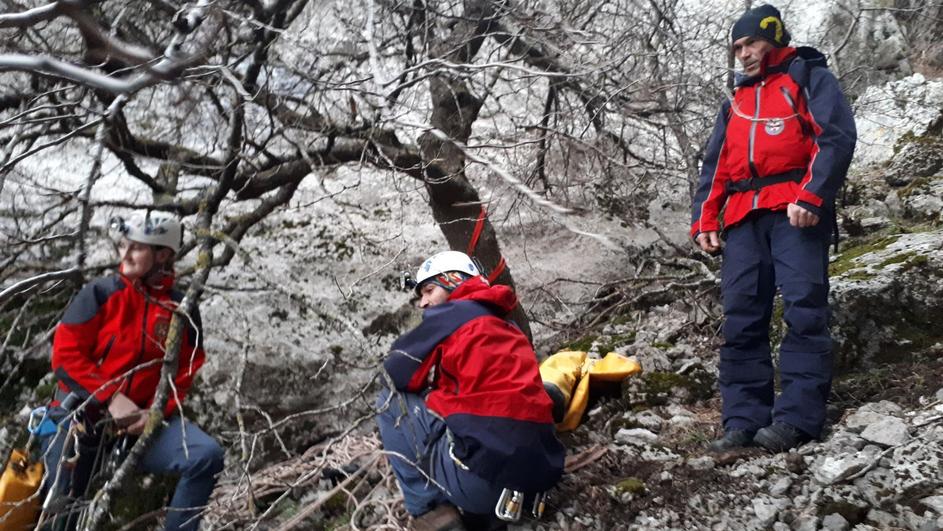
[845,410,892,432]
[753,498,780,528]
[770,477,793,497]
[812,452,874,485]
[791,515,819,531]
[861,401,904,415]
[614,428,659,446]
[622,410,664,432]
[855,439,943,508]
[830,231,943,369]
[852,74,943,167]
[884,137,943,187]
[822,513,850,531]
[859,416,911,447]
[866,508,901,528]
[921,495,943,514]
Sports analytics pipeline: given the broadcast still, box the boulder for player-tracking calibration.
[830,230,943,369]
[852,74,943,167]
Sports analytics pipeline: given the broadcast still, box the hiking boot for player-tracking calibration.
[708,429,755,452]
[754,423,812,453]
[410,504,466,531]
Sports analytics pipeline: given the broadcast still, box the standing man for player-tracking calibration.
[376,251,564,530]
[690,5,856,453]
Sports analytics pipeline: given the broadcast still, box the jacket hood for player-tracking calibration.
[447,276,517,314]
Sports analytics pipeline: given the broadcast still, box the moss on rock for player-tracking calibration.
[614,477,647,495]
[623,369,714,407]
[830,235,900,276]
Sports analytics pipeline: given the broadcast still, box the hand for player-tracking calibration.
[695,230,721,256]
[787,203,820,228]
[108,392,145,430]
[125,413,148,435]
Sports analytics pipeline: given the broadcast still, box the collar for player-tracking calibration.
[118,267,175,293]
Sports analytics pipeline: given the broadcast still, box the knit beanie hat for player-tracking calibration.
[731,4,791,47]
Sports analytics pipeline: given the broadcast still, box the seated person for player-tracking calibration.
[41,212,223,531]
[376,251,564,530]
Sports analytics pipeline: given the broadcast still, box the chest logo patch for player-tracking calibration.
[765,119,785,136]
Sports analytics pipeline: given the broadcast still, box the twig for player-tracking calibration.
[274,455,381,531]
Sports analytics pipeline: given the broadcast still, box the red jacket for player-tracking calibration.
[691,47,856,237]
[52,270,205,417]
[384,277,564,492]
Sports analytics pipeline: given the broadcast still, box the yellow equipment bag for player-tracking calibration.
[0,448,43,531]
[540,351,642,432]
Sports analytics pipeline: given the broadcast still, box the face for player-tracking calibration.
[118,239,172,280]
[417,282,450,309]
[733,36,775,77]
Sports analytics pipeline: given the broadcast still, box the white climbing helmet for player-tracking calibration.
[414,251,480,293]
[113,212,182,253]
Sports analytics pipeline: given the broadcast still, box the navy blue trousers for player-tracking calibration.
[375,388,502,516]
[42,415,224,531]
[719,211,832,438]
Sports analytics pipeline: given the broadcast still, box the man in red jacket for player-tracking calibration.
[42,213,223,531]
[377,251,564,530]
[690,5,856,453]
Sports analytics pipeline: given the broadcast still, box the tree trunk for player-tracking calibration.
[418,0,533,341]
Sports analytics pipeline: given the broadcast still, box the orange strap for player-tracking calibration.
[487,257,506,284]
[466,206,487,256]
[466,205,506,283]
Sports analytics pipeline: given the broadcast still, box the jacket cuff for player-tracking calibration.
[691,222,719,239]
[795,200,823,219]
[795,188,824,208]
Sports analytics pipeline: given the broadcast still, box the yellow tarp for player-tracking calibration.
[0,448,42,531]
[540,351,642,431]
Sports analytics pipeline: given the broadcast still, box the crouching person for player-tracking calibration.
[41,213,223,531]
[377,251,565,530]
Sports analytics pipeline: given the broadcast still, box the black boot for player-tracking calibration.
[754,423,812,453]
[708,429,755,452]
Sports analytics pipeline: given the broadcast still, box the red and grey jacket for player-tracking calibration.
[383,276,565,492]
[691,46,857,238]
[51,270,205,418]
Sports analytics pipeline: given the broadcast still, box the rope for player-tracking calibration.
[727,94,799,123]
[465,205,507,284]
